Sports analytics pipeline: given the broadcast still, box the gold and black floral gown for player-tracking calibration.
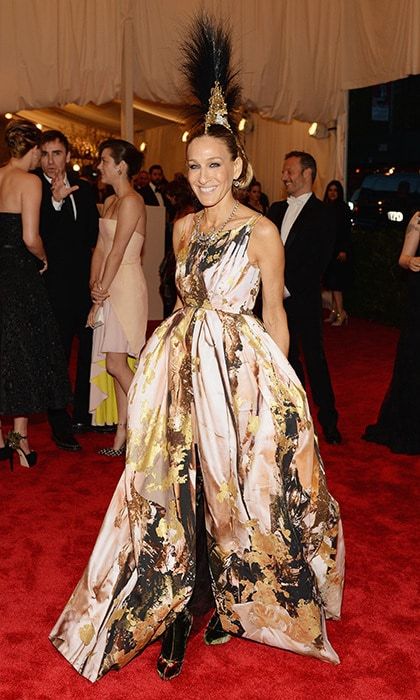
[50,215,345,682]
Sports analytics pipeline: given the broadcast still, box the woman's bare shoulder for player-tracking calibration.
[121,190,143,205]
[116,191,145,218]
[174,212,195,235]
[252,214,280,240]
[173,212,196,251]
[16,170,42,195]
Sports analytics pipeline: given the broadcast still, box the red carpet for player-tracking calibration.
[0,319,418,700]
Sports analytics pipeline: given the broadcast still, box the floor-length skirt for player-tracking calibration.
[50,306,344,681]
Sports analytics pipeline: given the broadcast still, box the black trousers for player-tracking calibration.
[285,295,338,432]
[47,300,93,433]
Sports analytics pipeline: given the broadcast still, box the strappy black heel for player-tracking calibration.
[6,431,37,469]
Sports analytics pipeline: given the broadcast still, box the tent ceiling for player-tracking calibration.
[16,99,184,140]
[1,0,419,126]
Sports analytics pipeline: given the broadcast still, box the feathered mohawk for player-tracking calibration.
[180,14,242,136]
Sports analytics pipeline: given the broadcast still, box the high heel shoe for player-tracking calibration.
[156,608,193,680]
[324,310,337,323]
[331,311,349,326]
[0,444,13,471]
[204,610,231,645]
[97,443,126,457]
[98,423,126,457]
[6,431,37,468]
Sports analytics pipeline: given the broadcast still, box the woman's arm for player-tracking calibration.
[248,217,289,356]
[90,194,113,287]
[399,211,420,271]
[92,194,145,302]
[21,174,47,268]
[89,241,105,290]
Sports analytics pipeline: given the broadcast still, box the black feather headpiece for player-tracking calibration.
[180,14,242,135]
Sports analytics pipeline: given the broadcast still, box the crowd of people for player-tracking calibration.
[0,12,418,691]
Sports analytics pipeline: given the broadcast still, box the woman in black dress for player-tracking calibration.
[323,180,352,326]
[0,120,70,468]
[363,211,420,454]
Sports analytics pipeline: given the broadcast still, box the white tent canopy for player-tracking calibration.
[2,0,420,119]
[1,0,420,198]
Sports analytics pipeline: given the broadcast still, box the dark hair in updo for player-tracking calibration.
[5,119,41,158]
[187,124,253,189]
[98,139,144,179]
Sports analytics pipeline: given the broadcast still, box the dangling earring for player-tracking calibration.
[233,179,240,188]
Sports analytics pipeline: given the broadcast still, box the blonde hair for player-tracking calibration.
[5,120,41,158]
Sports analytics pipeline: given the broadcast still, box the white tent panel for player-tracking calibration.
[2,0,420,120]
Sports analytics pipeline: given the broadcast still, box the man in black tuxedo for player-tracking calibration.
[267,151,341,444]
[138,164,167,206]
[36,130,99,450]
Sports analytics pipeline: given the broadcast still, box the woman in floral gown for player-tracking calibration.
[50,16,344,683]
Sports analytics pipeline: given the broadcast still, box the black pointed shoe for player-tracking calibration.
[323,426,342,445]
[52,432,81,451]
[156,609,193,680]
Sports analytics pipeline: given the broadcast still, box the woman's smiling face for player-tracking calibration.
[186,135,241,207]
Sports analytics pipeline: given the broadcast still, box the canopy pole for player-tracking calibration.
[336,90,349,197]
[121,14,134,143]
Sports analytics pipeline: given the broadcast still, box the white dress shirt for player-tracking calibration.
[280,192,312,244]
[151,183,165,207]
[281,192,312,298]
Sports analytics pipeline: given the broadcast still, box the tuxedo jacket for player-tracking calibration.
[35,169,99,308]
[267,194,335,301]
[139,184,163,207]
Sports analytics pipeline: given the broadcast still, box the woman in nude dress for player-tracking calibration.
[87,140,148,456]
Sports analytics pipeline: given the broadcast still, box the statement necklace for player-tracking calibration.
[195,200,240,245]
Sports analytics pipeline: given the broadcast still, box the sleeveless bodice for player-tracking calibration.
[98,218,144,269]
[176,217,261,314]
[0,212,23,244]
[0,212,35,264]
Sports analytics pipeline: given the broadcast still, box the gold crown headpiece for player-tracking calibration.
[204,81,232,133]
